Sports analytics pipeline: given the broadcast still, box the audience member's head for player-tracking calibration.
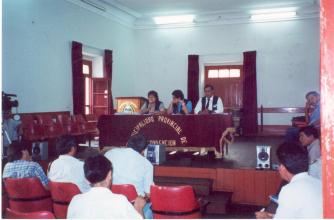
[147,90,159,104]
[305,91,320,105]
[276,142,308,181]
[172,89,185,103]
[127,134,148,154]
[84,155,113,187]
[7,141,30,162]
[299,126,319,147]
[56,135,77,156]
[204,85,214,98]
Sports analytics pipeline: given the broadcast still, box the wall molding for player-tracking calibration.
[65,0,320,30]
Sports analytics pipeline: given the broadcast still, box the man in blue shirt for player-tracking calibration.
[285,91,320,142]
[167,90,192,115]
[307,92,320,127]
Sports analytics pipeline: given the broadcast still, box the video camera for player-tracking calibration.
[2,92,19,112]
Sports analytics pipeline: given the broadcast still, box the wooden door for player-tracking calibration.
[204,65,243,111]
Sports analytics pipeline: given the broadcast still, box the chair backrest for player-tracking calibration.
[49,181,81,219]
[6,208,55,219]
[4,178,52,212]
[73,114,86,123]
[56,114,71,125]
[111,184,138,202]
[2,182,8,216]
[36,115,64,138]
[35,115,53,126]
[150,185,200,219]
[20,115,41,141]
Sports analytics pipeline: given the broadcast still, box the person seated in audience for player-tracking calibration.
[194,84,224,114]
[48,135,90,192]
[255,142,323,219]
[2,141,49,189]
[140,90,165,115]
[285,91,320,142]
[299,126,321,179]
[292,91,318,127]
[167,89,192,115]
[104,134,153,219]
[299,126,321,164]
[309,156,322,180]
[67,155,145,219]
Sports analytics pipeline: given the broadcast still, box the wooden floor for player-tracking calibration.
[153,136,284,206]
[35,136,284,207]
[161,136,283,169]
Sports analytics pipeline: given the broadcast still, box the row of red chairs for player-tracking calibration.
[21,114,98,142]
[3,178,202,219]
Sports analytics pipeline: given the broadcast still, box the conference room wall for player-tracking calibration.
[2,0,135,113]
[133,18,320,125]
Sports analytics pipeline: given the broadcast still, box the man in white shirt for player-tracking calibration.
[194,85,224,114]
[48,136,90,193]
[309,156,322,180]
[67,155,145,219]
[255,142,323,219]
[104,134,154,218]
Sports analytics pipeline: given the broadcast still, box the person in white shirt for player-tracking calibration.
[104,134,154,219]
[194,85,224,114]
[309,156,322,180]
[255,142,323,219]
[67,155,145,219]
[48,136,90,193]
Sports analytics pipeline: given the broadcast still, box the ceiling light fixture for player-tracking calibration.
[250,11,297,21]
[153,15,195,25]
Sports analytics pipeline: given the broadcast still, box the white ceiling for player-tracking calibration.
[70,0,320,28]
[103,0,318,16]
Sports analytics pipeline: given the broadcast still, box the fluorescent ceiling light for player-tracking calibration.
[251,7,297,14]
[251,11,297,21]
[153,15,194,25]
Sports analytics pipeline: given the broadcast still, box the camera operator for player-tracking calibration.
[2,97,21,157]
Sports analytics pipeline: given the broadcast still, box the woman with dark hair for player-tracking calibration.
[140,90,165,115]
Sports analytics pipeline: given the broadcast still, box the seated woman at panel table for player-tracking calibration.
[140,90,165,115]
[167,89,192,115]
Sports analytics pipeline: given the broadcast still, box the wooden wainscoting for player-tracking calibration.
[154,166,281,206]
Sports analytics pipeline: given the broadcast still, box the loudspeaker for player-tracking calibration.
[144,144,166,165]
[256,146,271,169]
[32,142,48,161]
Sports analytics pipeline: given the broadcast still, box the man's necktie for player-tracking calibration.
[205,98,210,109]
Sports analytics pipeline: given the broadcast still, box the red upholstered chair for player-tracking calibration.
[4,178,52,213]
[20,115,45,141]
[6,208,55,219]
[49,181,81,219]
[2,182,8,216]
[36,115,64,139]
[56,114,82,136]
[111,184,138,202]
[150,185,201,219]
